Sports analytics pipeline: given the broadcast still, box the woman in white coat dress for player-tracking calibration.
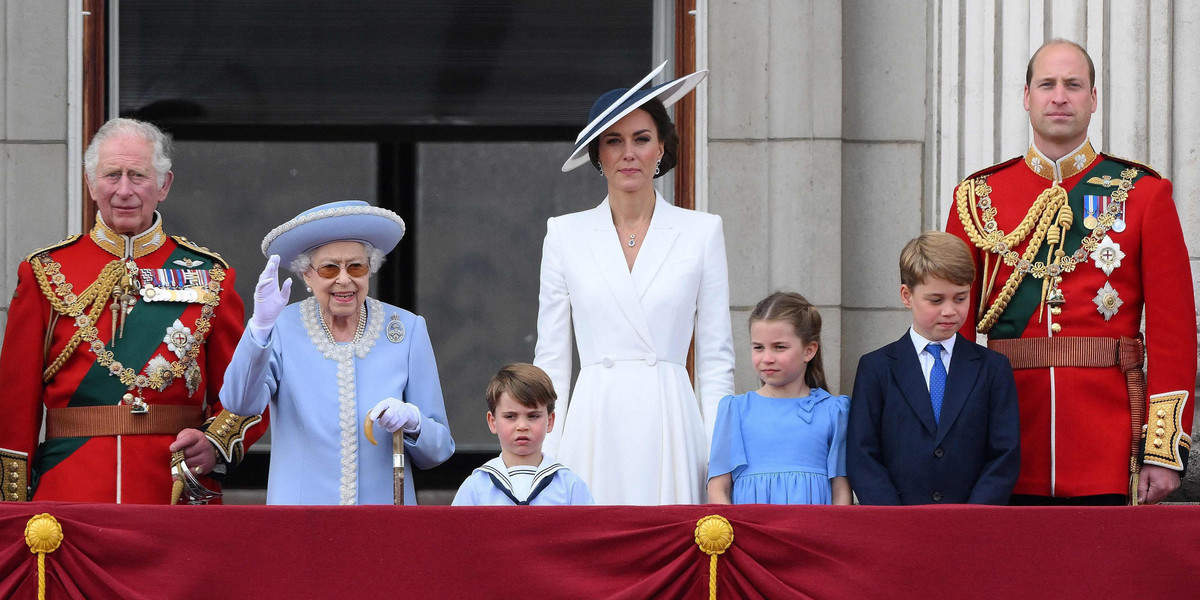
[535,62,735,504]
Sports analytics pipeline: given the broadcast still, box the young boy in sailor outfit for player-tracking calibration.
[452,363,593,506]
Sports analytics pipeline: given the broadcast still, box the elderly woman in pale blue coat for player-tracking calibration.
[221,201,454,505]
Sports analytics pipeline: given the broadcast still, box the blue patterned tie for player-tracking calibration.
[926,342,946,425]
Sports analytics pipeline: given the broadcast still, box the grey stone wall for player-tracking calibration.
[0,2,71,350]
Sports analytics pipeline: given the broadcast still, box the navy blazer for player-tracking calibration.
[847,332,1020,505]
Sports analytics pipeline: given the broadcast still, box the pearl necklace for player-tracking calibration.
[318,304,367,344]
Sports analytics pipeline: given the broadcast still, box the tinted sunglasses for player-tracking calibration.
[314,262,369,278]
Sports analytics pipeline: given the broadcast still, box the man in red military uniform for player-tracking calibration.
[946,39,1195,505]
[0,118,262,504]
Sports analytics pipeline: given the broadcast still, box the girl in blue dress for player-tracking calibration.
[707,292,851,505]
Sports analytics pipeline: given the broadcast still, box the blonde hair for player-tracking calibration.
[748,292,826,391]
[485,363,556,414]
[899,231,975,288]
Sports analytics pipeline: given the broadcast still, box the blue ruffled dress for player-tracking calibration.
[707,388,850,505]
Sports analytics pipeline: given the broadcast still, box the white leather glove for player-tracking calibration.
[248,255,292,344]
[368,398,421,436]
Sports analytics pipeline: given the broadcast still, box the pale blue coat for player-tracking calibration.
[221,297,454,505]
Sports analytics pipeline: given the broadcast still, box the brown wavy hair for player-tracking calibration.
[749,292,827,391]
[485,363,556,414]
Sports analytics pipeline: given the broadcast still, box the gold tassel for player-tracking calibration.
[695,515,734,600]
[1128,457,1141,506]
[171,479,184,505]
[24,513,63,600]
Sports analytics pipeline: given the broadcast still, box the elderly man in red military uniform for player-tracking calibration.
[0,118,262,504]
[947,39,1195,505]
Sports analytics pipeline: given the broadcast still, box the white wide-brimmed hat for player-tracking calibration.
[261,200,405,266]
[562,61,708,173]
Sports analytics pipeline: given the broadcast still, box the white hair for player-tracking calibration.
[84,118,173,187]
[288,242,387,277]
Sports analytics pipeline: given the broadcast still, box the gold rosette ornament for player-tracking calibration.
[24,513,63,600]
[695,515,734,600]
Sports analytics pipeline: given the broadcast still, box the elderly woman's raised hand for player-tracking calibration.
[368,397,422,436]
[248,254,293,344]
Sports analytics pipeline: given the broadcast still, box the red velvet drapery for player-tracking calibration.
[3,503,1198,599]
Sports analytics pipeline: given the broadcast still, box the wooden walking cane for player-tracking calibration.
[364,413,406,505]
[392,431,406,506]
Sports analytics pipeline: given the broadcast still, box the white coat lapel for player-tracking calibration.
[630,192,681,299]
[585,198,655,347]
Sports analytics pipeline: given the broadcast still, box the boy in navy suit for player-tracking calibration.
[847,231,1020,505]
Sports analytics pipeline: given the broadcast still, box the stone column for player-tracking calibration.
[838,0,930,393]
[0,2,75,348]
[704,0,846,393]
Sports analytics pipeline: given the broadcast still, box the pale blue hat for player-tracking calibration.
[261,200,405,266]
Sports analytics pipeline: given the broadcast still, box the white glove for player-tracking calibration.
[368,397,421,435]
[248,255,292,344]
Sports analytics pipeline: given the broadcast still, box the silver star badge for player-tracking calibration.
[164,319,194,359]
[1089,235,1125,277]
[1073,153,1086,170]
[1093,282,1123,321]
[146,354,174,391]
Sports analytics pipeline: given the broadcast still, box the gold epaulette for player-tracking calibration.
[23,234,83,263]
[961,156,1024,183]
[1142,390,1189,470]
[1,449,30,502]
[172,236,231,269]
[202,409,263,466]
[1100,153,1162,179]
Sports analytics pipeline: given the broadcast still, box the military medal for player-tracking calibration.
[1093,282,1123,321]
[1083,195,1104,230]
[140,267,213,303]
[387,314,405,343]
[1089,235,1124,277]
[1112,205,1127,233]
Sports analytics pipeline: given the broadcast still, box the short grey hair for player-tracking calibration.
[84,118,173,187]
[288,242,387,277]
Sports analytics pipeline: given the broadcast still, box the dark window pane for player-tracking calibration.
[119,1,653,127]
[416,141,598,450]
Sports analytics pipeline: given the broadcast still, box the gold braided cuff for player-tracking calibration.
[1141,391,1189,470]
[1,448,30,502]
[202,410,263,466]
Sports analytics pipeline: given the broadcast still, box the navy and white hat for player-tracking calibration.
[562,61,709,173]
[261,200,405,266]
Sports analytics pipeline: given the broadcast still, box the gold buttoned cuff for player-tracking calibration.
[1142,391,1189,470]
[1,449,30,502]
[202,409,263,466]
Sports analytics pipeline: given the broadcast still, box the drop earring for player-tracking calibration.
[596,161,604,177]
[655,159,661,176]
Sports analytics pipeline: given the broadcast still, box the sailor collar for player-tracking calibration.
[478,455,565,505]
[1024,139,1098,182]
[91,211,167,259]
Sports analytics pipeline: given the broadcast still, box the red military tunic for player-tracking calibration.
[0,215,262,503]
[946,140,1195,498]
